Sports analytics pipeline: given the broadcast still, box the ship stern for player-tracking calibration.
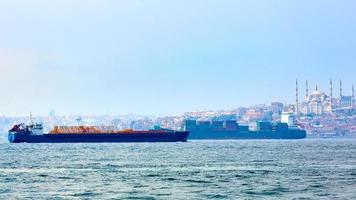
[8,131,16,143]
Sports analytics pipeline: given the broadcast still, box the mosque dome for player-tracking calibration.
[311,90,323,96]
[309,89,327,102]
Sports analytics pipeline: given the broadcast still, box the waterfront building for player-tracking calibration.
[271,102,284,115]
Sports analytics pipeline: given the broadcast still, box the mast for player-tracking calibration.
[29,112,34,125]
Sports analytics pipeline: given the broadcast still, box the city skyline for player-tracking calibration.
[1,0,356,116]
[3,78,355,118]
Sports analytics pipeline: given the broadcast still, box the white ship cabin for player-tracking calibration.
[281,112,297,127]
[30,123,44,135]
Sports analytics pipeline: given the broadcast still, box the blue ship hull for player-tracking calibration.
[8,132,189,143]
[188,130,306,140]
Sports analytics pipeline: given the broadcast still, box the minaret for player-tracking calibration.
[295,79,299,115]
[330,79,333,108]
[340,80,343,98]
[330,79,333,98]
[353,85,355,108]
[305,80,309,101]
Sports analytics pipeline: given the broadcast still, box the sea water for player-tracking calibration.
[0,139,355,199]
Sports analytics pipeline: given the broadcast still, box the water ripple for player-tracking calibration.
[0,139,355,199]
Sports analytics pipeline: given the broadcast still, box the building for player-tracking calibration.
[296,80,355,115]
[271,102,284,115]
[304,88,332,114]
[243,110,263,121]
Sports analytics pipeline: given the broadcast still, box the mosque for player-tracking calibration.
[295,80,355,115]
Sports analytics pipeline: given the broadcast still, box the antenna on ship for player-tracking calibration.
[29,112,34,125]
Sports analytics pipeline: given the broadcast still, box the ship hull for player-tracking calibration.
[8,132,189,143]
[188,130,306,140]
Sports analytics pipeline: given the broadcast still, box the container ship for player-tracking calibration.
[183,120,306,139]
[8,123,189,143]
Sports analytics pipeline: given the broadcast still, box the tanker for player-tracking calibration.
[8,123,189,143]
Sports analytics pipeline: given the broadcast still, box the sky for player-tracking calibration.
[0,0,355,116]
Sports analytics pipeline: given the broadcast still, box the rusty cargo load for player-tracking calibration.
[50,126,170,134]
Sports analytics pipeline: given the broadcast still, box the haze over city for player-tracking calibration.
[0,0,355,116]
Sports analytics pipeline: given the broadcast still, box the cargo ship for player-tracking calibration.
[183,120,306,139]
[8,123,189,143]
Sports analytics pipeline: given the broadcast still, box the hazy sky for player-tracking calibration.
[0,0,355,116]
